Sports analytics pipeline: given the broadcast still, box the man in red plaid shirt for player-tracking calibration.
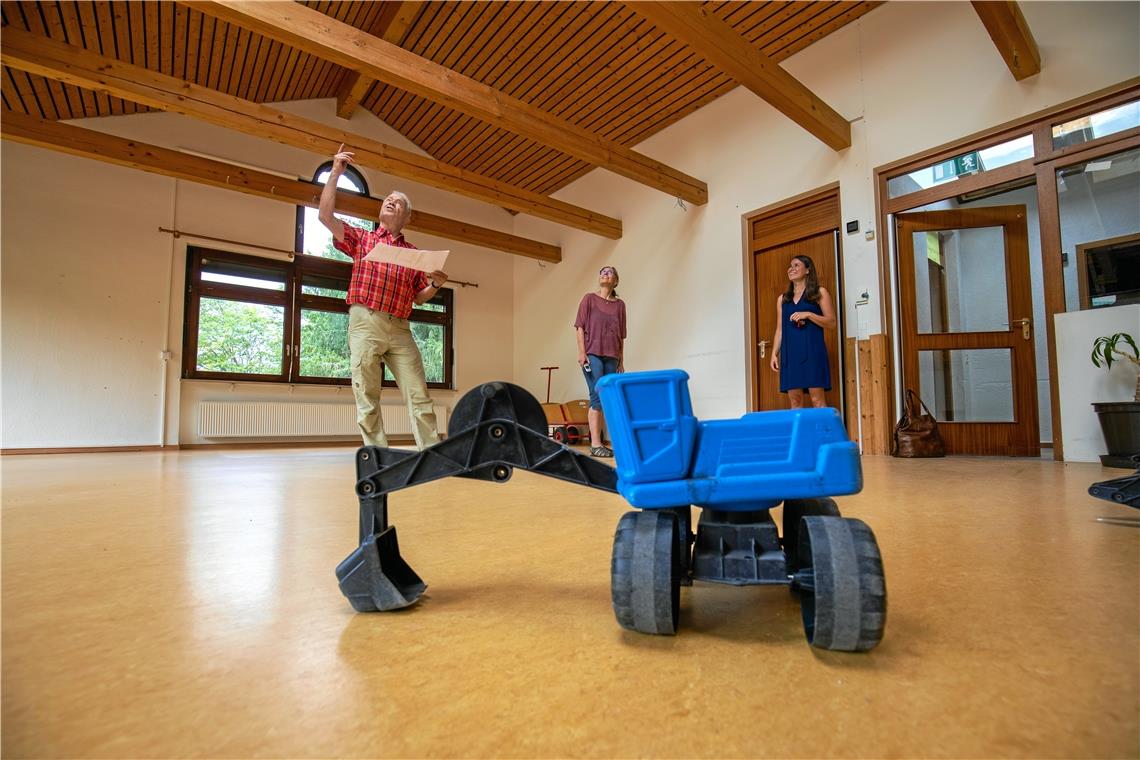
[318,144,449,449]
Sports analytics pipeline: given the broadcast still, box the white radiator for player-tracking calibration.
[197,401,448,438]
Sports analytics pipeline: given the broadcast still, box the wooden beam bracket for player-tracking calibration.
[971,1,1041,81]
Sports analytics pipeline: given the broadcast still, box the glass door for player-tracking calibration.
[896,205,1040,456]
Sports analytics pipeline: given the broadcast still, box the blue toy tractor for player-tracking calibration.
[336,370,886,652]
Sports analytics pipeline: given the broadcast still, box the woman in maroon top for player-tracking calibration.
[574,266,626,457]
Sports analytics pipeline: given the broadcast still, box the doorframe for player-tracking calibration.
[741,182,846,414]
[874,77,1140,460]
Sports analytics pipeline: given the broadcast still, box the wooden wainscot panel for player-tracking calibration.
[844,333,892,455]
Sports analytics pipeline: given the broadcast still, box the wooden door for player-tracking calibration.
[754,231,841,410]
[896,205,1039,456]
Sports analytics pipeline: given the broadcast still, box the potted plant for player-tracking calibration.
[1091,332,1140,467]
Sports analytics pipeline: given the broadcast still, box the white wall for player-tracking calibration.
[1,101,522,447]
[1056,305,1140,462]
[1,149,173,447]
[511,1,1140,421]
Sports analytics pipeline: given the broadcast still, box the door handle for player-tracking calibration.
[758,339,768,358]
[1009,317,1031,340]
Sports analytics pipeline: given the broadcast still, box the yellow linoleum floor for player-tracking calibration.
[2,448,1138,758]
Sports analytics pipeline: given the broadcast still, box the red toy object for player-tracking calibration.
[538,368,595,446]
[542,402,570,443]
[561,399,590,445]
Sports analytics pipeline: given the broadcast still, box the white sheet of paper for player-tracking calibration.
[364,241,449,273]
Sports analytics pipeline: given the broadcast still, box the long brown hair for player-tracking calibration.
[783,255,821,304]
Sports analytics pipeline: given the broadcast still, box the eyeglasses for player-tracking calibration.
[599,267,617,275]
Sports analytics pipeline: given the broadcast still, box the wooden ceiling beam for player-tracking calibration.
[335,1,422,120]
[625,2,851,151]
[181,0,709,204]
[0,109,561,263]
[970,1,1041,81]
[0,28,620,239]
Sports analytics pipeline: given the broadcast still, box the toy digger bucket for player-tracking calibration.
[335,526,427,612]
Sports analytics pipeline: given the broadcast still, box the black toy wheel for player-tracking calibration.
[611,511,681,635]
[797,516,886,652]
[565,425,582,445]
[552,426,567,443]
[782,497,840,573]
[448,381,548,438]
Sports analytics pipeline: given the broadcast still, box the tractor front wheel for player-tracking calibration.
[610,511,681,635]
[796,516,886,652]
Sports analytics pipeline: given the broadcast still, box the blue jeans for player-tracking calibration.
[582,354,619,409]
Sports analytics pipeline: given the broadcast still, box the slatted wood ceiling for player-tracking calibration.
[1,1,880,196]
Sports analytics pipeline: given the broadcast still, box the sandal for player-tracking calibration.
[591,446,614,458]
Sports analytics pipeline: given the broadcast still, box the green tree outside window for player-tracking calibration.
[196,298,284,374]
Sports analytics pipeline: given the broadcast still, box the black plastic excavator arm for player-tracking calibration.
[1089,466,1140,508]
[336,381,618,613]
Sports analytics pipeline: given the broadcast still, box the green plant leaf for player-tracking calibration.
[1092,336,1109,368]
[1092,332,1140,371]
[1121,332,1140,360]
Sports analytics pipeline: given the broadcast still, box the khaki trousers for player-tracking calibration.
[347,304,440,449]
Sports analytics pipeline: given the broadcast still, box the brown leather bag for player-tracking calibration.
[892,389,946,457]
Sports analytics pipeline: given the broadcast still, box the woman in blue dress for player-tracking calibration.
[769,255,835,408]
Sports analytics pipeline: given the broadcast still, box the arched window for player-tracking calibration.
[296,161,375,262]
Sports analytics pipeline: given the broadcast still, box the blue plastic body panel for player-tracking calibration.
[595,370,698,485]
[596,369,862,511]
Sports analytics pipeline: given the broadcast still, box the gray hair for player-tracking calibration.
[389,191,412,223]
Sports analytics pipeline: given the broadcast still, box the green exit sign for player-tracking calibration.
[932,151,984,182]
[954,152,982,175]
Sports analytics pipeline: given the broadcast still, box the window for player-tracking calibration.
[1052,100,1140,150]
[1056,146,1140,311]
[887,135,1035,198]
[183,247,454,387]
[183,163,454,387]
[296,161,373,263]
[184,250,290,380]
